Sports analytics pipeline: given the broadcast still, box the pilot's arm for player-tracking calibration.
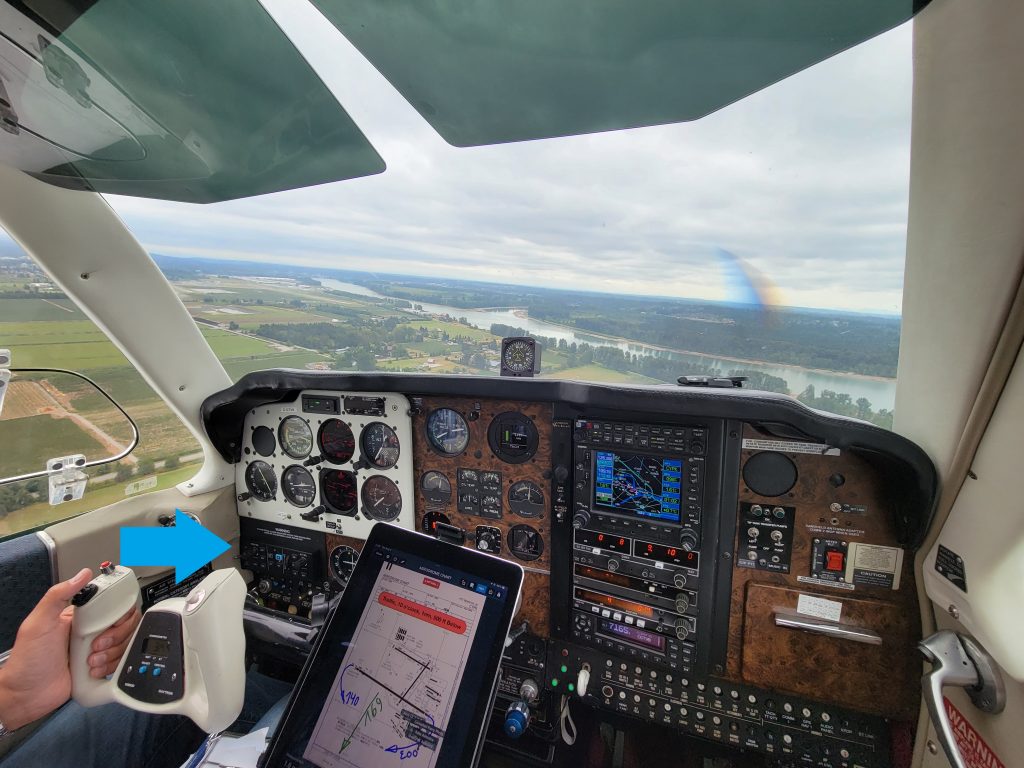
[0,568,140,731]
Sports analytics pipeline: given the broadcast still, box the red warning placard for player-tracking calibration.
[944,698,1005,768]
[379,591,467,634]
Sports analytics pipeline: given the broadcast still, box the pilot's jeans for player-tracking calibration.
[0,671,292,768]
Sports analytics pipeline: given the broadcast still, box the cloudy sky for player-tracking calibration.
[29,2,917,314]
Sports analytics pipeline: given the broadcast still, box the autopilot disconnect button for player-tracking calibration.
[825,550,845,572]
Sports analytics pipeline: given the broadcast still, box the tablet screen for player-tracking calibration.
[264,525,523,768]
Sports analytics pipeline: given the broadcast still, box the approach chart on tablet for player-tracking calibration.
[304,560,486,768]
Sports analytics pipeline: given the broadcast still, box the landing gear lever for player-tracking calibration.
[919,630,1005,768]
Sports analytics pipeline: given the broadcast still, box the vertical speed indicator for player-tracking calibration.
[361,423,401,469]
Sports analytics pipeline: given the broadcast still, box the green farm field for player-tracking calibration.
[0,414,106,479]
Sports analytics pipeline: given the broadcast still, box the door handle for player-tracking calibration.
[919,630,1005,768]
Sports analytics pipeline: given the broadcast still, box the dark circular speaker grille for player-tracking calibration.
[742,451,798,497]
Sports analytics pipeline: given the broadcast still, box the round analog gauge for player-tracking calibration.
[508,524,544,561]
[281,465,316,507]
[361,475,403,521]
[420,471,452,504]
[487,412,540,464]
[244,461,277,502]
[328,545,359,587]
[421,511,451,536]
[318,419,355,464]
[508,480,545,518]
[320,469,357,514]
[361,422,401,469]
[426,408,470,456]
[278,416,313,459]
[502,339,536,375]
[252,426,276,457]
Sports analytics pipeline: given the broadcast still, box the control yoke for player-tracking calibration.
[70,563,247,733]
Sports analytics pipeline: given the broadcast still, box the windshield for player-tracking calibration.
[8,10,911,432]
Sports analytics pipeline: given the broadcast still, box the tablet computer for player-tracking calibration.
[261,523,524,768]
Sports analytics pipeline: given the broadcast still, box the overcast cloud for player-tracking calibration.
[105,1,913,314]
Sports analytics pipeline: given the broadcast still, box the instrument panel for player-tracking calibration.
[410,396,554,635]
[213,374,936,767]
[235,390,415,537]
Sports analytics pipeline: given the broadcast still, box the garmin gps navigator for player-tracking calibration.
[261,523,524,768]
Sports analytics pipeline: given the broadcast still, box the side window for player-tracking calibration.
[0,236,201,537]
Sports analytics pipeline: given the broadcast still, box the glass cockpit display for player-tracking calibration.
[593,450,682,522]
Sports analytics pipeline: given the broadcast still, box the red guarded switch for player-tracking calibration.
[825,550,845,572]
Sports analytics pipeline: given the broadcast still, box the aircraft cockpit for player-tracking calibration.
[0,1,1022,767]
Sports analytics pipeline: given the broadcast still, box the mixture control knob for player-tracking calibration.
[572,509,591,529]
[257,579,271,595]
[674,618,690,640]
[679,530,698,552]
[673,572,687,588]
[503,700,530,739]
[674,594,690,614]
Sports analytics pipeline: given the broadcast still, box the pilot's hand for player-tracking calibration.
[0,568,92,730]
[88,604,141,679]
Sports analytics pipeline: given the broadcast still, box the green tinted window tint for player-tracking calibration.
[313,0,929,147]
[0,0,384,202]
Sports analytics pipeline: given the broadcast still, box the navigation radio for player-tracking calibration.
[569,419,707,673]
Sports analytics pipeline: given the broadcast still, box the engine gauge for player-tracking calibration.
[320,469,357,514]
[244,461,277,502]
[508,480,545,517]
[328,545,359,587]
[420,471,452,503]
[426,408,470,456]
[421,511,451,536]
[281,465,316,507]
[361,475,403,521]
[487,412,539,464]
[278,416,313,459]
[318,419,355,464]
[361,422,401,469]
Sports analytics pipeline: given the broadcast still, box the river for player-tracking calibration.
[319,278,896,410]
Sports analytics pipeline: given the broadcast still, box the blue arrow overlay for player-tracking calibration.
[120,509,230,584]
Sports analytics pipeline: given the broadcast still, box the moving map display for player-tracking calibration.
[593,450,682,522]
[304,560,487,767]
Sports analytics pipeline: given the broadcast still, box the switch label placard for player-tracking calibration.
[796,594,842,622]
